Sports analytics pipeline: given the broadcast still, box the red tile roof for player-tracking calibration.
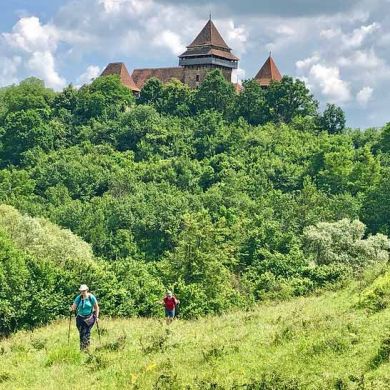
[101,62,140,92]
[131,67,185,89]
[180,19,238,62]
[188,19,230,50]
[179,46,239,61]
[254,56,282,87]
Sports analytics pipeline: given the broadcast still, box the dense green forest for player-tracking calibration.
[1,70,390,336]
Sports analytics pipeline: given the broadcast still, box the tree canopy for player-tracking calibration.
[0,72,389,334]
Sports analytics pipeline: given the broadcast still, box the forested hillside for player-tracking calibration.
[1,70,390,335]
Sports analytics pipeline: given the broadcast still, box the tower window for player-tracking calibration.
[196,75,200,82]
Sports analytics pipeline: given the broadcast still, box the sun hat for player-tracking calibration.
[79,284,89,291]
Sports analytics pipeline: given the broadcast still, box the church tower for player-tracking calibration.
[254,55,282,88]
[179,18,239,88]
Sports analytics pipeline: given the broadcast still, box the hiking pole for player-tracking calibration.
[67,311,72,345]
[96,319,102,344]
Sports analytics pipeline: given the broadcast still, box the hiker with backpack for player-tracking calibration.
[70,284,99,350]
[160,290,180,325]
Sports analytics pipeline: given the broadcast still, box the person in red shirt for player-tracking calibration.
[160,290,180,325]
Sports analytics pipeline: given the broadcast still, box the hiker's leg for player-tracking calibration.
[165,309,174,325]
[84,321,95,349]
[76,316,86,350]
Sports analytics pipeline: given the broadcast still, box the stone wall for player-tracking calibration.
[183,66,232,88]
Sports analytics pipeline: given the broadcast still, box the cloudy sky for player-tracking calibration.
[1,0,390,128]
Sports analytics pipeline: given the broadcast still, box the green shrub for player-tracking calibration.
[361,272,390,311]
[140,329,170,355]
[370,335,390,369]
[0,204,94,265]
[0,372,12,384]
[303,263,352,288]
[303,219,390,269]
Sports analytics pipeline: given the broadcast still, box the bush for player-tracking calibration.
[0,204,94,265]
[303,263,352,288]
[303,219,390,269]
[361,271,390,311]
[109,259,164,317]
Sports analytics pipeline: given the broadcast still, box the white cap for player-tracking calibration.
[79,284,89,291]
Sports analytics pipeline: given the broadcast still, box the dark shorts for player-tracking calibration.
[165,308,175,318]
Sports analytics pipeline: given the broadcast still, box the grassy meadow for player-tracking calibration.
[1,283,390,390]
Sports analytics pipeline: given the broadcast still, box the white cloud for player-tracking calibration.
[3,16,58,53]
[320,22,380,49]
[320,28,341,39]
[99,0,126,13]
[296,55,351,103]
[1,16,65,89]
[232,66,246,83]
[224,20,248,54]
[275,25,296,36]
[356,86,373,105]
[27,51,66,89]
[152,30,185,56]
[0,56,21,86]
[76,65,101,87]
[296,54,320,70]
[344,22,380,48]
[264,19,307,52]
[337,49,383,68]
[309,64,351,103]
[98,0,154,15]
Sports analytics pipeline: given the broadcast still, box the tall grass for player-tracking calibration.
[1,285,390,389]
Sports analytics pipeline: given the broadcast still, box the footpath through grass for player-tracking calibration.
[1,286,390,389]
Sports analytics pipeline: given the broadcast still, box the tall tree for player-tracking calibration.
[194,70,236,116]
[1,78,55,113]
[138,77,164,106]
[234,79,269,125]
[378,122,390,154]
[158,79,193,117]
[265,76,318,123]
[318,103,346,134]
[76,75,135,121]
[1,109,55,166]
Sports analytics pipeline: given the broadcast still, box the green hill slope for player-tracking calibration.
[1,284,390,390]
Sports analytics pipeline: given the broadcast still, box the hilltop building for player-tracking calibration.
[101,18,282,94]
[101,62,140,93]
[254,55,282,88]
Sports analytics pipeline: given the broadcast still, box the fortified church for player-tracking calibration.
[101,18,282,94]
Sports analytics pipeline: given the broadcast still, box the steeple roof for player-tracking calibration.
[188,19,230,50]
[254,55,282,87]
[179,19,239,63]
[101,62,140,92]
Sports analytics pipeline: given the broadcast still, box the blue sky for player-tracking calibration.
[1,0,390,129]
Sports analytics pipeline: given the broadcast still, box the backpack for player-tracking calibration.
[76,294,94,315]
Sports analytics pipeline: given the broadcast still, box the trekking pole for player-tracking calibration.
[96,319,102,344]
[67,311,72,345]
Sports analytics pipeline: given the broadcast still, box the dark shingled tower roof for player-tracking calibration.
[254,55,282,87]
[101,62,140,92]
[179,19,239,61]
[188,19,230,50]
